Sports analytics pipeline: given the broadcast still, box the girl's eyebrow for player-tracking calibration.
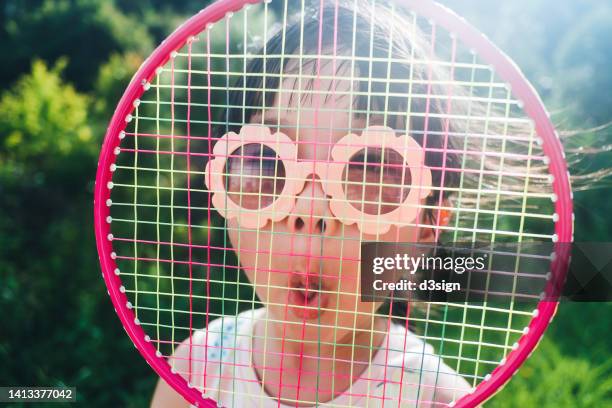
[251,112,292,128]
[249,113,297,141]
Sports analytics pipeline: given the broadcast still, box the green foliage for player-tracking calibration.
[551,303,612,364]
[114,1,207,44]
[92,52,144,121]
[0,0,153,90]
[489,338,612,407]
[0,59,95,266]
[0,59,93,175]
[0,59,153,407]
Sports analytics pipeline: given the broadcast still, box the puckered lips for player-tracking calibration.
[287,271,329,320]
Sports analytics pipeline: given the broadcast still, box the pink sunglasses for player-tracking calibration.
[204,125,432,235]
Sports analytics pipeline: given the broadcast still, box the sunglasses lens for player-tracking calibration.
[224,143,286,209]
[343,147,412,215]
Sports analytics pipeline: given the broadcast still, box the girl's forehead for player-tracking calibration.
[256,58,365,137]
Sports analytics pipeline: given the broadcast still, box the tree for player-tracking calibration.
[0,58,154,407]
[0,59,93,175]
[0,0,152,90]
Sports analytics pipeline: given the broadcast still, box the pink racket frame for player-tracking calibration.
[94,0,574,407]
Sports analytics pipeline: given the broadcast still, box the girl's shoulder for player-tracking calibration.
[373,323,471,404]
[384,323,463,376]
[385,323,436,357]
[178,308,265,405]
[171,308,263,378]
[190,307,264,359]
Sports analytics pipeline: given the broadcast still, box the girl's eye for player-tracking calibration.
[343,147,411,215]
[348,148,399,174]
[223,143,286,210]
[350,151,384,168]
[241,143,277,160]
[230,144,279,175]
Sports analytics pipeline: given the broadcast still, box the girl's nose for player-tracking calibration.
[286,177,338,236]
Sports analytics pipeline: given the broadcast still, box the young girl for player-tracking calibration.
[153,1,472,406]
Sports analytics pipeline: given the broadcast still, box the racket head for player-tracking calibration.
[94,0,573,406]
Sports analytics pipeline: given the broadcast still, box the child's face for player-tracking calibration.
[227,61,430,342]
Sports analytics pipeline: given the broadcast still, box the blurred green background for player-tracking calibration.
[1,0,610,407]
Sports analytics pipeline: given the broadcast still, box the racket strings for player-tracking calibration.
[106,0,558,406]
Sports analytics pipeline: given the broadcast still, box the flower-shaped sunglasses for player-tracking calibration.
[204,125,432,235]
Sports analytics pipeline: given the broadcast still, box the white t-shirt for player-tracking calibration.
[185,308,470,408]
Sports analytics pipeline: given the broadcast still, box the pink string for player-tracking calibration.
[186,39,195,384]
[116,255,351,283]
[121,147,547,168]
[397,20,438,407]
[293,2,326,404]
[113,237,361,263]
[125,131,539,149]
[204,29,214,389]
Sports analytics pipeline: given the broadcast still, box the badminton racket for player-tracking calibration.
[94,0,573,406]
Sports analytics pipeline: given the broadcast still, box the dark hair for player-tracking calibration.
[217,0,461,225]
[213,0,594,327]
